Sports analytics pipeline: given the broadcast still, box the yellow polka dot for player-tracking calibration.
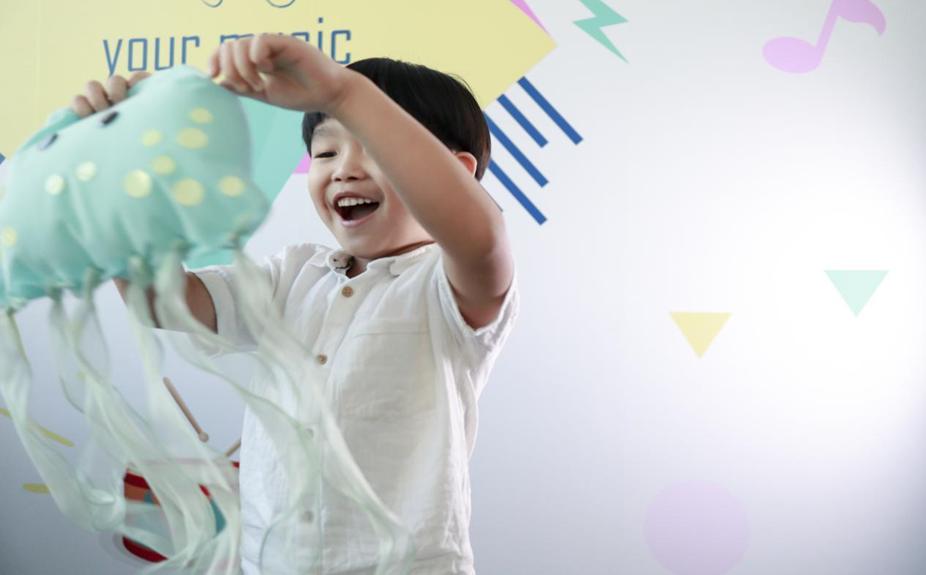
[190,108,214,124]
[142,130,163,147]
[22,483,50,495]
[1,227,17,247]
[124,170,152,198]
[219,176,245,197]
[75,162,97,182]
[151,155,176,175]
[177,128,208,149]
[172,179,204,206]
[45,174,66,195]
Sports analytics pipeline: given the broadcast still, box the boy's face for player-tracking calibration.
[307,118,433,259]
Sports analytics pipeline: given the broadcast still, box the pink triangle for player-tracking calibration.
[294,152,311,174]
[511,0,548,34]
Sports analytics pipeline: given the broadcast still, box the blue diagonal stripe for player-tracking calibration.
[484,114,547,188]
[517,77,583,144]
[497,94,547,147]
[0,152,5,166]
[488,160,547,225]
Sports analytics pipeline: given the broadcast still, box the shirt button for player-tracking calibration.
[316,354,328,365]
[341,285,354,298]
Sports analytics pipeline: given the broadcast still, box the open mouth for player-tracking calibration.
[334,197,381,224]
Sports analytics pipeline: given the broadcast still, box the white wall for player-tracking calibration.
[2,1,925,573]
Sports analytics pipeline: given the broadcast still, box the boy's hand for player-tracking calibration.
[70,72,150,118]
[208,34,352,114]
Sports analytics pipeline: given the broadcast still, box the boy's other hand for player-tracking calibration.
[208,34,352,114]
[70,71,151,118]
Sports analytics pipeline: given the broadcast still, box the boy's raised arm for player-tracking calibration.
[211,35,514,329]
[328,73,514,328]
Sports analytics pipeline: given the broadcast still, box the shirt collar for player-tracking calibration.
[308,243,437,277]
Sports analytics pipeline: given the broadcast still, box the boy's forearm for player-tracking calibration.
[113,277,162,327]
[112,274,217,333]
[328,72,506,262]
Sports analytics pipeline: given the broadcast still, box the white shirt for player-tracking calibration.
[193,242,518,574]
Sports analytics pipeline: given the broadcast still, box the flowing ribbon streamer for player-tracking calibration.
[0,65,413,573]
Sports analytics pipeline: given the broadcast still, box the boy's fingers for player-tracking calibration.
[85,80,111,112]
[250,33,276,73]
[71,95,94,118]
[105,75,129,103]
[233,38,264,91]
[207,47,221,78]
[219,41,249,93]
[72,71,147,119]
[127,71,150,88]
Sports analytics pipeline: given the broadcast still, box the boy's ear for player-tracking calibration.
[453,151,479,177]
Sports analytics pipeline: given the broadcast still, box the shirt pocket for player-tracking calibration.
[333,319,436,420]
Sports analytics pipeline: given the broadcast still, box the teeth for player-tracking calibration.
[336,197,376,207]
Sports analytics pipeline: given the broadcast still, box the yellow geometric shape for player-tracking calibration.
[172,179,205,206]
[0,0,553,156]
[124,170,152,198]
[0,407,75,447]
[45,174,66,195]
[190,107,214,124]
[1,227,18,247]
[218,176,245,197]
[22,483,50,494]
[151,155,176,175]
[670,312,732,358]
[75,161,98,182]
[177,128,208,149]
[141,130,163,147]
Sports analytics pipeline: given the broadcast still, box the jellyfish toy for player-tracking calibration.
[0,65,413,574]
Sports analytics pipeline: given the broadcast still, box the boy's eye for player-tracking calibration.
[313,151,335,158]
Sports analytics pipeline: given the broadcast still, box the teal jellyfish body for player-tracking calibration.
[0,66,413,574]
[0,66,266,308]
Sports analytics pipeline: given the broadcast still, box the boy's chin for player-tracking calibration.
[334,236,377,258]
[338,239,428,261]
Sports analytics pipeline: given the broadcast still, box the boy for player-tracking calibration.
[72,35,518,573]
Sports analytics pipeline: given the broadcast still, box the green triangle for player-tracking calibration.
[825,270,888,316]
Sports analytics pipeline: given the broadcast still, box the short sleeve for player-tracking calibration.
[193,265,261,353]
[434,258,520,362]
[187,243,324,357]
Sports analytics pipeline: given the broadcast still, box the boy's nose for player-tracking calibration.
[332,148,367,181]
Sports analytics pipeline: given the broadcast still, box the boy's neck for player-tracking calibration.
[346,258,366,278]
[345,240,435,278]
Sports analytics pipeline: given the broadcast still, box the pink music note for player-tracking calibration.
[764,0,886,73]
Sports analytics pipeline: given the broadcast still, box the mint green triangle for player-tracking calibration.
[185,100,305,268]
[825,270,888,316]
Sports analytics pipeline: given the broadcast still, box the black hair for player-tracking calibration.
[301,58,491,181]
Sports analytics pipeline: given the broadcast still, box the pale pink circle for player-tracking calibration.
[644,481,750,575]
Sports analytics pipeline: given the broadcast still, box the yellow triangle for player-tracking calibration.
[0,0,554,155]
[670,312,732,358]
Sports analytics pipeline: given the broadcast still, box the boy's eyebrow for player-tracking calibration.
[313,125,336,138]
